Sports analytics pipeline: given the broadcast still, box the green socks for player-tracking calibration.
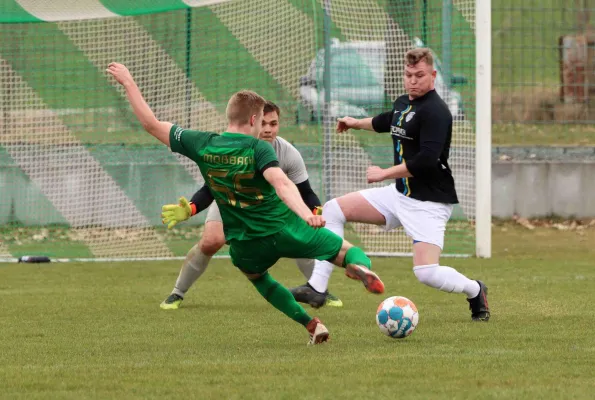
[343,246,372,269]
[250,272,312,326]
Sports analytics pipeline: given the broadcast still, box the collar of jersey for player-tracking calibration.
[410,89,436,103]
[221,132,249,137]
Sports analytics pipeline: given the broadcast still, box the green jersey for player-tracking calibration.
[169,125,293,241]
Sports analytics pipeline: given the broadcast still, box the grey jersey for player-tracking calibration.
[272,136,309,184]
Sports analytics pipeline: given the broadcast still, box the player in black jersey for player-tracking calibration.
[292,48,489,321]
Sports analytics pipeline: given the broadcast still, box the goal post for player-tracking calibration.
[475,0,492,258]
[0,0,490,261]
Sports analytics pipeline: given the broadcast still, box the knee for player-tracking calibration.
[200,235,225,256]
[322,199,346,222]
[413,265,437,285]
[244,271,264,281]
[413,242,442,266]
[322,198,337,212]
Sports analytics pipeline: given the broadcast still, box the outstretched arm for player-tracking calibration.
[336,117,374,133]
[336,107,397,134]
[367,163,413,183]
[107,62,172,146]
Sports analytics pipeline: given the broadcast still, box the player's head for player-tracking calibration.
[259,101,281,143]
[226,90,266,136]
[404,48,436,99]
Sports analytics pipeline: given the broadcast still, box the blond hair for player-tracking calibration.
[226,90,266,125]
[405,48,434,67]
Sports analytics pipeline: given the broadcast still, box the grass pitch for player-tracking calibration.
[1,224,594,399]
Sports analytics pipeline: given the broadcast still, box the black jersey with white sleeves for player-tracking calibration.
[371,89,458,204]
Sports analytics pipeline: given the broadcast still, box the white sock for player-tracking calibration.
[172,244,212,297]
[413,264,480,299]
[295,259,315,279]
[319,198,346,237]
[308,260,334,293]
[308,199,346,293]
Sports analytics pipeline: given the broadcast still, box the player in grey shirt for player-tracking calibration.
[159,101,343,310]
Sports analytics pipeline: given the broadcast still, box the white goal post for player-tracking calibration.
[475,0,492,258]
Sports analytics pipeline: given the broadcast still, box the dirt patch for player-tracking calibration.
[493,216,595,232]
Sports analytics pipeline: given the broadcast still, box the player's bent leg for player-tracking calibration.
[230,235,328,344]
[295,258,343,307]
[307,194,386,293]
[160,221,225,310]
[412,242,489,321]
[398,196,490,321]
[306,199,344,294]
[245,271,329,345]
[333,242,385,294]
[335,192,387,225]
[245,272,312,327]
[292,239,384,307]
[160,243,200,310]
[331,190,390,294]
[290,198,386,307]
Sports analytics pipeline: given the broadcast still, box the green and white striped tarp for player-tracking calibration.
[0,0,477,260]
[1,0,231,23]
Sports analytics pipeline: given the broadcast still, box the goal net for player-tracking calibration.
[0,0,485,261]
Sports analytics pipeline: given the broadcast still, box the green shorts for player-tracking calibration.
[229,213,343,275]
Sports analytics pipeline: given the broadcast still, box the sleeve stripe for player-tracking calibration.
[259,160,280,173]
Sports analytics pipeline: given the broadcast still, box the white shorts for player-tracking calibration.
[359,184,453,249]
[205,203,223,223]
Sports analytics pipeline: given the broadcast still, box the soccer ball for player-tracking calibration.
[376,296,419,338]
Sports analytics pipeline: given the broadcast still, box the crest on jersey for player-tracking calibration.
[405,112,415,123]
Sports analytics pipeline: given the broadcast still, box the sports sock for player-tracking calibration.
[307,199,346,293]
[172,244,212,297]
[343,246,372,269]
[250,272,312,326]
[413,264,480,298]
[295,258,315,279]
[308,261,333,293]
[320,198,346,237]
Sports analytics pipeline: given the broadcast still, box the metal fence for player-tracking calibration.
[492,0,595,145]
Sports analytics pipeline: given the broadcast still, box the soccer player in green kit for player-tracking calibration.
[107,62,385,345]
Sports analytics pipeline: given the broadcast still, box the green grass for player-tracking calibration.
[1,224,594,399]
[492,0,578,86]
[493,123,595,146]
[0,219,474,258]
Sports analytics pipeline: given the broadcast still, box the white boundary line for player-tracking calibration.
[0,252,471,264]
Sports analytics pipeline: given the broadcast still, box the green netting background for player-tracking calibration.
[0,0,476,259]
